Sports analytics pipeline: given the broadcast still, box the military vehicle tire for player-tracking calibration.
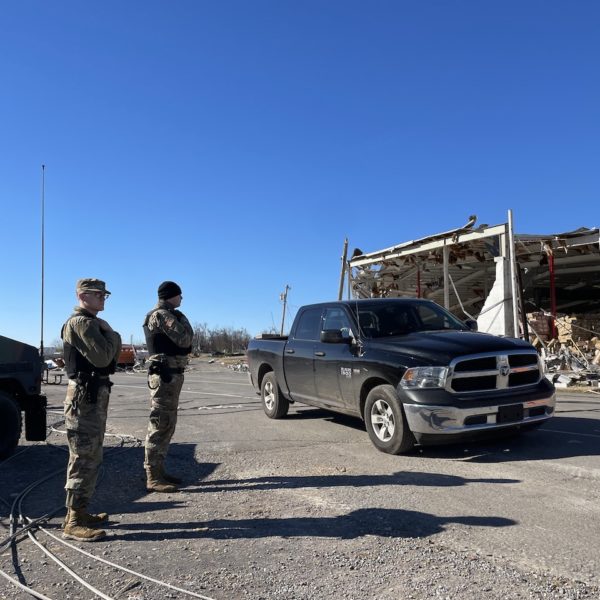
[364,384,415,454]
[0,391,22,459]
[261,372,289,419]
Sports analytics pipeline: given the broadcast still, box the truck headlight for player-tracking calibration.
[400,366,448,389]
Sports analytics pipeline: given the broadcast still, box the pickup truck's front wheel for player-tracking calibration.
[261,372,289,419]
[364,385,414,454]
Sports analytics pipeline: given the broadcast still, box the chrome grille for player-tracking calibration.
[447,351,541,393]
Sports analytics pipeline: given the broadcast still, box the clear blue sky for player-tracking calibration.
[1,1,599,347]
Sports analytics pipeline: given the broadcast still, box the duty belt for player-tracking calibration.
[160,366,185,375]
[69,371,111,409]
[147,362,185,388]
[69,371,111,384]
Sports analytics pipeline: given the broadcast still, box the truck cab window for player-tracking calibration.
[357,311,379,338]
[416,304,459,330]
[293,308,323,341]
[323,308,353,339]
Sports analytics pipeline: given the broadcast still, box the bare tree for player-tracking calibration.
[192,322,209,354]
[192,323,250,355]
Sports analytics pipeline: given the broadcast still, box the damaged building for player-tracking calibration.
[344,214,600,387]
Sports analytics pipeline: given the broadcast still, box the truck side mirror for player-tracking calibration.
[320,329,352,344]
[465,318,478,331]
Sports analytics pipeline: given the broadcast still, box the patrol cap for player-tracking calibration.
[76,278,111,295]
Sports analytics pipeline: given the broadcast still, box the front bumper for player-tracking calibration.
[401,383,555,443]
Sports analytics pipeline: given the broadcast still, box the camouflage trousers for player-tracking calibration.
[64,379,111,509]
[144,372,184,471]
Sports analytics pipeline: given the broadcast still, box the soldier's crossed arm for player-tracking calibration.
[151,310,194,348]
[65,317,122,368]
[174,310,193,333]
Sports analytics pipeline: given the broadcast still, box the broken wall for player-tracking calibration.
[476,256,515,336]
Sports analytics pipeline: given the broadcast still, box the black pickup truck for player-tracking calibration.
[246,299,555,454]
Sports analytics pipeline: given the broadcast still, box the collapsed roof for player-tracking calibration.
[346,216,600,338]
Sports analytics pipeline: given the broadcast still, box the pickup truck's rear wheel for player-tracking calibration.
[261,372,289,419]
[364,385,414,454]
[0,391,22,460]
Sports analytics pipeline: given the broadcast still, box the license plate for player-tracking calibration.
[497,404,524,424]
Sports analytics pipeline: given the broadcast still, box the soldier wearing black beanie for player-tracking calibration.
[142,280,193,492]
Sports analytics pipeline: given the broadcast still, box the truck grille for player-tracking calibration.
[447,351,541,393]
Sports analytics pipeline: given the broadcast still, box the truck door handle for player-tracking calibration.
[285,349,295,354]
[315,351,326,357]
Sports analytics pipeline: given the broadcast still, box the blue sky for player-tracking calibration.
[1,1,599,347]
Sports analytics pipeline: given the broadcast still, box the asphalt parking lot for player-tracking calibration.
[1,361,599,599]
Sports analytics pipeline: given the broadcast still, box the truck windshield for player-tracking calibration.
[356,302,469,338]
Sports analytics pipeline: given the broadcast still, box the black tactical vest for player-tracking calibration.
[61,314,113,379]
[143,309,192,356]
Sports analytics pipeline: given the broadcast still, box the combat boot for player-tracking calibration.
[158,465,183,485]
[63,508,106,542]
[62,509,108,528]
[82,511,109,525]
[146,469,178,493]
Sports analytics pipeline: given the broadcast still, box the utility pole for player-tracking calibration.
[338,238,348,300]
[280,285,291,336]
[508,209,520,338]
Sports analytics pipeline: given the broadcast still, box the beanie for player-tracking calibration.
[158,281,182,300]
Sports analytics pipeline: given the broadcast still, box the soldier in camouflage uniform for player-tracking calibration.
[61,279,121,542]
[143,281,193,493]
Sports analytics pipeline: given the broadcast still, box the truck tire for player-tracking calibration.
[0,391,22,460]
[261,372,289,419]
[364,384,414,454]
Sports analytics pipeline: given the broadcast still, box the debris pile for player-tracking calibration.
[345,218,600,390]
[227,362,249,373]
[528,312,600,388]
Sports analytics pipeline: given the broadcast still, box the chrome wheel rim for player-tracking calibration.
[263,380,275,411]
[370,399,395,442]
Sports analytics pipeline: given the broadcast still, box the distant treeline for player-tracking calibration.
[51,323,253,357]
[192,322,251,355]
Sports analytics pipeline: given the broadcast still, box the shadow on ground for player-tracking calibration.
[0,442,217,521]
[287,407,366,431]
[1,442,518,546]
[111,507,516,542]
[286,408,600,463]
[193,470,519,493]
[416,416,600,462]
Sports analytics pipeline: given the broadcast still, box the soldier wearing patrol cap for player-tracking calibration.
[61,278,122,542]
[143,281,193,493]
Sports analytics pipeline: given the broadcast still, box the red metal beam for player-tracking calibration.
[549,252,557,339]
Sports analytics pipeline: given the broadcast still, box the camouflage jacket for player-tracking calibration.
[146,301,193,367]
[62,307,122,369]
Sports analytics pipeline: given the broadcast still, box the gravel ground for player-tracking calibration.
[1,365,599,600]
[2,444,597,600]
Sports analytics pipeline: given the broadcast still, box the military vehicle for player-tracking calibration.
[0,335,47,459]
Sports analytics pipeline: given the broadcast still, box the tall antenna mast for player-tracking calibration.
[40,164,45,358]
